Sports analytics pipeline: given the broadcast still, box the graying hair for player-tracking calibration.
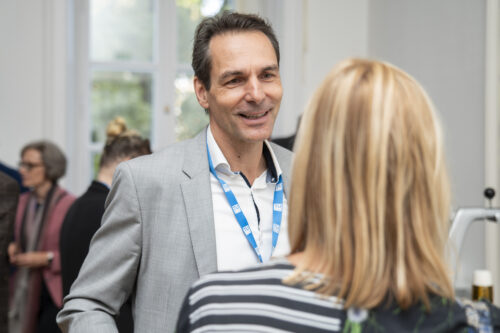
[21,140,67,183]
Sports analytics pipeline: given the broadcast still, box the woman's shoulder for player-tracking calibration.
[361,296,500,332]
[193,259,296,290]
[52,186,76,212]
[19,191,30,200]
[16,191,31,211]
[455,298,500,331]
[57,186,75,200]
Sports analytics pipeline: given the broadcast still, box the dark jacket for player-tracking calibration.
[272,134,296,152]
[0,171,19,333]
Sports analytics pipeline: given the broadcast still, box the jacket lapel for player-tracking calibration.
[269,142,293,197]
[180,128,218,276]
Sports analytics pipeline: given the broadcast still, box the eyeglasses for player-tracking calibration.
[18,161,44,171]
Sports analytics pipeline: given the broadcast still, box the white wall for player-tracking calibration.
[0,1,46,164]
[0,0,71,187]
[369,0,486,209]
[303,0,369,109]
[485,0,500,303]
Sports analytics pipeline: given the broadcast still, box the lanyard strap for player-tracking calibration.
[207,144,283,262]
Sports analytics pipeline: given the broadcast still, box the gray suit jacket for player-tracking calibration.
[57,129,293,333]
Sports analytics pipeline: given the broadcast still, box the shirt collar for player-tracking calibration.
[207,125,233,176]
[207,125,282,183]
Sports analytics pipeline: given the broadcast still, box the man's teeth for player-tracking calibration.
[243,111,267,119]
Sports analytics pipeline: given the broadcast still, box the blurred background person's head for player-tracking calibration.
[19,140,67,200]
[97,117,151,186]
[288,58,452,310]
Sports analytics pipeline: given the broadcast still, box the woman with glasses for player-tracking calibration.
[177,59,500,332]
[8,141,75,333]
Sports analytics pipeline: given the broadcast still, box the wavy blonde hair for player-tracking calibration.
[287,58,453,310]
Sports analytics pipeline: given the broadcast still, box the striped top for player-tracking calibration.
[176,259,500,332]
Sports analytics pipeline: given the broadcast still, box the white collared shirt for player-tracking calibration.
[207,127,290,271]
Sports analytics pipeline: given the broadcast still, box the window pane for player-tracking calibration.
[176,0,232,65]
[175,71,208,140]
[91,151,102,179]
[91,71,152,143]
[91,0,155,62]
[175,0,233,141]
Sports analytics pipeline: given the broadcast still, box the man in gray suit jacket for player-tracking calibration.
[58,12,293,333]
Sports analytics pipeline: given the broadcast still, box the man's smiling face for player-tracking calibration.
[195,30,283,146]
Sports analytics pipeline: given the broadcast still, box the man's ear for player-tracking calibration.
[194,76,209,109]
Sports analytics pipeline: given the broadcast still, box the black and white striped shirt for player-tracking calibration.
[176,260,344,333]
[176,259,500,332]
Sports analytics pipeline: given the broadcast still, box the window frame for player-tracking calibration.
[73,0,176,190]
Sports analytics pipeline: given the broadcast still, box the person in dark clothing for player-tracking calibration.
[271,115,301,151]
[0,161,29,193]
[0,171,19,333]
[60,117,151,333]
[272,133,296,151]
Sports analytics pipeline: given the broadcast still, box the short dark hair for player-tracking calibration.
[192,11,280,91]
[21,141,67,183]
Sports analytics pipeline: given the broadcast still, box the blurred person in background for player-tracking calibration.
[0,171,19,333]
[177,58,500,332]
[0,162,28,194]
[8,141,75,333]
[271,115,301,151]
[60,117,151,333]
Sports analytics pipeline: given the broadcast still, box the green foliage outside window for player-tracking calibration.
[89,0,235,154]
[91,72,152,143]
[175,92,209,141]
[174,0,233,141]
[91,0,154,62]
[92,152,102,179]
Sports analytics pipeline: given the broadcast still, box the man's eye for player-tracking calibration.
[226,78,241,85]
[262,73,275,79]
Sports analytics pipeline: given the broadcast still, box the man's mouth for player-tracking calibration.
[239,110,270,119]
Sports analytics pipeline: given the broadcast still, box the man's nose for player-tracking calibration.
[244,77,265,104]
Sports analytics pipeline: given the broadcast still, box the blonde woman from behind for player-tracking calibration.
[176,59,500,332]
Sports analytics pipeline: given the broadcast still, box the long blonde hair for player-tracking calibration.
[287,58,453,310]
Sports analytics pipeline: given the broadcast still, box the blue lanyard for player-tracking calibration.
[207,144,284,262]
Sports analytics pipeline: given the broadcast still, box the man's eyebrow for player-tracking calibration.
[262,65,279,72]
[219,65,279,82]
[219,70,244,82]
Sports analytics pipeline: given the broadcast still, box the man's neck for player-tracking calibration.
[211,131,267,186]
